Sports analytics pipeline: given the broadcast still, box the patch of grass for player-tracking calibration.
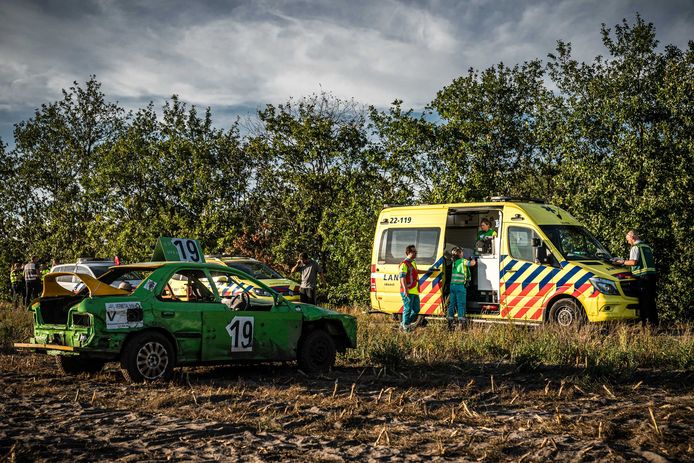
[340,309,694,377]
[0,302,33,353]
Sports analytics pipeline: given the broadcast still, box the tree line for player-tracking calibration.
[1,16,692,319]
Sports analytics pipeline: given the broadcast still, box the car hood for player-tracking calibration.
[297,303,355,321]
[256,278,300,292]
[571,260,634,281]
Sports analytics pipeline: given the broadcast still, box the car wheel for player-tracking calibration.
[297,329,336,373]
[550,299,585,328]
[120,331,175,383]
[56,356,105,375]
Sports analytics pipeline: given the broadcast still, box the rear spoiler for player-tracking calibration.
[42,272,130,297]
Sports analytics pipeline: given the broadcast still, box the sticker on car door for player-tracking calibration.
[225,316,254,352]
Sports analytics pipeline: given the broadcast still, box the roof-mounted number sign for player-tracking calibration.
[152,237,206,263]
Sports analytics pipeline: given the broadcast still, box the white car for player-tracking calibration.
[51,259,118,291]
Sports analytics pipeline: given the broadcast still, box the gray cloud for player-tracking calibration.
[0,0,692,145]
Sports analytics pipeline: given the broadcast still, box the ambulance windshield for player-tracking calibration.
[540,225,612,261]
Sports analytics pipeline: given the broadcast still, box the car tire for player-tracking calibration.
[550,299,586,328]
[297,329,336,373]
[120,331,175,383]
[56,355,105,375]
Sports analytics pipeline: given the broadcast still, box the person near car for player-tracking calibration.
[399,245,420,332]
[448,247,476,331]
[10,263,24,306]
[40,259,57,287]
[23,256,40,305]
[291,253,323,305]
[477,218,497,241]
[612,230,658,327]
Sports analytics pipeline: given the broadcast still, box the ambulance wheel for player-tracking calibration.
[56,355,105,375]
[550,299,586,328]
[297,329,336,373]
[120,331,175,383]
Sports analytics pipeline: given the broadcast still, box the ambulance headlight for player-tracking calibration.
[253,288,272,297]
[589,277,619,295]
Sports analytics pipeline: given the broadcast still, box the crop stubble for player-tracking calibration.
[1,352,692,462]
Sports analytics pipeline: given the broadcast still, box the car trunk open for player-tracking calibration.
[38,295,86,325]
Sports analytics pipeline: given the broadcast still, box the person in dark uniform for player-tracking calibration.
[612,230,658,327]
[23,256,40,305]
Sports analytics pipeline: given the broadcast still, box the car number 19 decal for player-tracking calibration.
[171,238,201,262]
[225,316,254,352]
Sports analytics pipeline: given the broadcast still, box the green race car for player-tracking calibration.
[15,261,357,382]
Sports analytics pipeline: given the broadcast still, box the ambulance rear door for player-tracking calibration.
[372,208,446,316]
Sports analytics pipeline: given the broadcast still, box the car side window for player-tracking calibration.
[159,270,217,303]
[508,226,538,262]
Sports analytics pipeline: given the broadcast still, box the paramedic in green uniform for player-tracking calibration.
[477,218,497,241]
[612,230,658,327]
[448,247,476,330]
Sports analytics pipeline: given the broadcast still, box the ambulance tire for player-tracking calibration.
[297,329,336,373]
[56,355,105,375]
[120,331,175,383]
[550,299,586,328]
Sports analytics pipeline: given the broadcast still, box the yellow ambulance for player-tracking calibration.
[370,198,639,326]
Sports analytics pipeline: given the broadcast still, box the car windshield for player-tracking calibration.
[226,261,283,279]
[540,225,612,261]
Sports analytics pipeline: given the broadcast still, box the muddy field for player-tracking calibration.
[1,352,692,462]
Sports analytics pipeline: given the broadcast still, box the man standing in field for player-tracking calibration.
[291,252,323,305]
[612,230,658,327]
[23,256,40,305]
[399,245,420,332]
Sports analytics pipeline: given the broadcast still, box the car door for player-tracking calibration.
[154,268,223,363]
[201,270,303,362]
[500,226,558,321]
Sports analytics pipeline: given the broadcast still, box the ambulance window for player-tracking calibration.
[379,228,440,265]
[508,227,539,262]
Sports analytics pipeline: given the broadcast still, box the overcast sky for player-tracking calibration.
[0,0,692,145]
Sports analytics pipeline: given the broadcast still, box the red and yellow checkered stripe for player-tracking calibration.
[499,255,596,321]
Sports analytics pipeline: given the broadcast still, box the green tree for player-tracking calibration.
[245,93,409,304]
[88,97,250,261]
[11,76,126,261]
[427,60,561,202]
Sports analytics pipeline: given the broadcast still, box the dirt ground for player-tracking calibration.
[0,353,692,462]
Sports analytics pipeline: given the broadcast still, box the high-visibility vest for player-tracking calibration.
[451,258,471,285]
[10,270,22,284]
[631,243,657,277]
[41,268,50,280]
[477,229,497,241]
[400,259,419,295]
